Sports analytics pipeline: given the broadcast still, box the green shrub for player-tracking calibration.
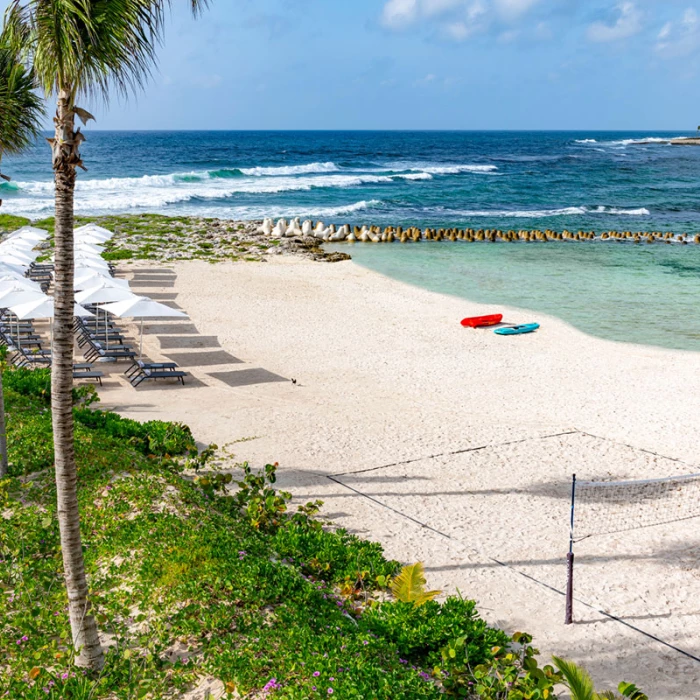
[362,597,508,669]
[273,519,399,584]
[3,366,51,402]
[73,408,195,456]
[441,631,562,698]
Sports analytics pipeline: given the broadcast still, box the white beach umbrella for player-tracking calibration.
[0,250,39,265]
[0,288,49,344]
[7,227,49,241]
[1,254,32,268]
[0,278,42,293]
[10,297,93,352]
[75,224,112,239]
[0,239,36,252]
[74,272,128,291]
[10,297,93,320]
[70,248,104,259]
[75,284,136,306]
[70,257,109,271]
[75,284,137,347]
[0,260,29,274]
[75,234,111,246]
[0,287,48,308]
[101,295,187,357]
[0,268,34,285]
[74,267,112,283]
[75,242,105,254]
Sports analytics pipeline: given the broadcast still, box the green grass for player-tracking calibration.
[0,213,31,232]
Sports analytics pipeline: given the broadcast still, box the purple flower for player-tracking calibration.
[61,673,69,680]
[312,671,320,677]
[262,677,281,693]
[327,689,334,695]
[329,677,335,681]
[312,686,317,692]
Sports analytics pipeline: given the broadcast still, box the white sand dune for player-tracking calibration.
[101,258,700,699]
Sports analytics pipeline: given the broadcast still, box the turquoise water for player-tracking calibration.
[3,130,700,351]
[329,240,700,353]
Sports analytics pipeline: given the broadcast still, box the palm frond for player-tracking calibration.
[390,562,441,607]
[2,0,208,105]
[552,656,596,700]
[0,38,44,157]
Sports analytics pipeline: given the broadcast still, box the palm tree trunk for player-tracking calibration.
[0,369,8,479]
[0,152,8,480]
[51,89,103,671]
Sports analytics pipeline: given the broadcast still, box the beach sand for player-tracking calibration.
[97,257,700,699]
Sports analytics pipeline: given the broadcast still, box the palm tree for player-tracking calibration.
[2,0,210,670]
[0,41,44,478]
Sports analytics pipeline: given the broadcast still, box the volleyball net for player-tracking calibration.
[565,470,700,624]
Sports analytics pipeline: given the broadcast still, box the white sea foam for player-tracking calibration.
[596,136,686,147]
[452,205,650,218]
[420,164,498,175]
[3,172,397,216]
[575,139,598,144]
[180,200,384,221]
[589,206,651,216]
[394,172,433,181]
[239,162,340,177]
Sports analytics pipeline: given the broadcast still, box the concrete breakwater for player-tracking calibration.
[257,218,700,245]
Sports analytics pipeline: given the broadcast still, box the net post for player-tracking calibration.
[565,473,576,625]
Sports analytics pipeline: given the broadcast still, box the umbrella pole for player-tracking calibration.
[140,317,144,359]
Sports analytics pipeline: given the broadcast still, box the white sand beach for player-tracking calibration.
[98,257,700,699]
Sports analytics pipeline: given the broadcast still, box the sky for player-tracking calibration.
[3,0,700,130]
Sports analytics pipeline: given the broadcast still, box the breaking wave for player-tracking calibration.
[449,206,651,218]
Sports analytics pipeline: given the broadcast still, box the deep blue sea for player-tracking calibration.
[2,130,700,351]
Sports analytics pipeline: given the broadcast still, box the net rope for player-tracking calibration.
[573,472,700,540]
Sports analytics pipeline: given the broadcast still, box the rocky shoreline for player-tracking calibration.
[0,213,352,264]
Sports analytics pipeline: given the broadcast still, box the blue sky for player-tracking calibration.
[5,0,700,130]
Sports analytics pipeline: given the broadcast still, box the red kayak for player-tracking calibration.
[461,314,503,328]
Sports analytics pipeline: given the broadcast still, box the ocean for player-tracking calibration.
[2,130,700,352]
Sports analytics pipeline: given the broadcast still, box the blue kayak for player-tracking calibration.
[494,323,540,336]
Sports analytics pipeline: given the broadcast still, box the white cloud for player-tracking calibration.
[655,8,700,58]
[381,0,419,29]
[380,0,539,39]
[587,2,642,43]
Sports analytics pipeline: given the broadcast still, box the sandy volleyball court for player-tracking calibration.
[98,258,700,699]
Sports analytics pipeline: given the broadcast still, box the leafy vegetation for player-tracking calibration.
[0,367,643,698]
[0,213,31,231]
